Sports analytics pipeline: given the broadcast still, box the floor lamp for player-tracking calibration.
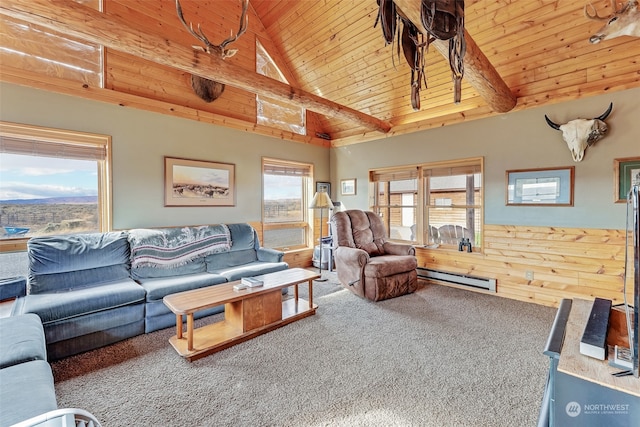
[309,189,334,282]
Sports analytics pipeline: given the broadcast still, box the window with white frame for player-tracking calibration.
[370,158,483,249]
[0,122,111,251]
[262,158,313,251]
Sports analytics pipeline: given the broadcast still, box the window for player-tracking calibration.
[370,158,483,249]
[262,158,313,251]
[369,167,419,242]
[0,122,112,251]
[256,41,306,135]
[0,0,103,87]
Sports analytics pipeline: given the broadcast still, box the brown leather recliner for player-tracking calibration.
[330,210,418,302]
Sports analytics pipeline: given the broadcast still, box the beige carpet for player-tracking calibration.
[51,274,556,426]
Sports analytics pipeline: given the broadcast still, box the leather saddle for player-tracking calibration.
[374,0,465,109]
[421,0,466,103]
[420,0,463,41]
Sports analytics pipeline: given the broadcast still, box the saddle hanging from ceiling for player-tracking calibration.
[421,0,466,103]
[374,0,465,110]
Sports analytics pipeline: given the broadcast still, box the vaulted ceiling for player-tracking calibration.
[1,0,639,147]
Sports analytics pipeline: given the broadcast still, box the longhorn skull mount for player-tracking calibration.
[175,0,249,102]
[545,102,613,162]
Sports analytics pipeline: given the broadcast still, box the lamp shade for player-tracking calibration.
[309,190,334,209]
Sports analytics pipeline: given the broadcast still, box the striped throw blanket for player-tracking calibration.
[128,225,231,268]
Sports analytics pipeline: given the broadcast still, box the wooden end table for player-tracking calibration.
[163,268,320,361]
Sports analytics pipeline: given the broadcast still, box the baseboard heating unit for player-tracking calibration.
[417,267,496,293]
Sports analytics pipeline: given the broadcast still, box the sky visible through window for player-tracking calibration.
[263,174,302,200]
[0,153,97,201]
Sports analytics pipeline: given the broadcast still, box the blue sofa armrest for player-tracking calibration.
[0,276,26,301]
[256,247,284,263]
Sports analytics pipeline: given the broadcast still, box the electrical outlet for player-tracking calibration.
[525,270,534,280]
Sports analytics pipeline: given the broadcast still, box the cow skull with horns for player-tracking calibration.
[544,103,613,162]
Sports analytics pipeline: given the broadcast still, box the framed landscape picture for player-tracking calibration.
[506,167,574,206]
[614,157,640,203]
[164,157,235,206]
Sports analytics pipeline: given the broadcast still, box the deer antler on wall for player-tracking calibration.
[585,0,640,43]
[175,0,249,102]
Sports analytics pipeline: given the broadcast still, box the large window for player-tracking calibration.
[262,158,313,251]
[0,122,111,251]
[370,158,483,249]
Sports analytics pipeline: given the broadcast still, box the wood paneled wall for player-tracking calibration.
[416,224,633,308]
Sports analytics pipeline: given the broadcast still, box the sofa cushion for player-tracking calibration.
[227,223,259,250]
[43,303,144,345]
[28,231,130,294]
[138,272,227,302]
[0,360,57,427]
[206,249,258,271]
[0,313,47,369]
[12,280,146,324]
[211,261,289,282]
[130,259,206,281]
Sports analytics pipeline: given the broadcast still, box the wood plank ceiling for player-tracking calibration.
[1,0,639,147]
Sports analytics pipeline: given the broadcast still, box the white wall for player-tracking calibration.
[0,82,329,229]
[331,88,640,229]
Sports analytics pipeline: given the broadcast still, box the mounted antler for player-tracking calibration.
[175,0,249,102]
[585,0,640,43]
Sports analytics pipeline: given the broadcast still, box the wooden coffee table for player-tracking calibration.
[163,268,320,361]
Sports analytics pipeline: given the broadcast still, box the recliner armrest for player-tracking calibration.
[335,247,369,266]
[382,241,415,256]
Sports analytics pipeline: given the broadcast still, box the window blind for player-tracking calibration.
[0,136,107,161]
[370,167,419,182]
[263,160,311,177]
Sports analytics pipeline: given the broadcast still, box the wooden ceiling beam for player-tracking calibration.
[0,0,392,134]
[393,0,516,113]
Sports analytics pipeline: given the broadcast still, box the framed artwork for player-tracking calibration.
[614,157,640,203]
[506,167,574,206]
[164,156,235,206]
[341,178,356,196]
[316,181,331,197]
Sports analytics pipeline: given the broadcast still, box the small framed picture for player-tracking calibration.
[614,157,640,203]
[341,178,356,196]
[316,181,331,197]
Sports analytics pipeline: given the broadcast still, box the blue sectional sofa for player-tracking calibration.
[10,223,288,360]
[0,314,102,427]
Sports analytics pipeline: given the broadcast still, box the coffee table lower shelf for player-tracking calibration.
[168,297,316,361]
